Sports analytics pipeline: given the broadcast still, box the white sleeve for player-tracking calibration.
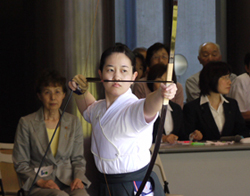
[83,101,98,123]
[127,99,158,132]
[229,80,247,112]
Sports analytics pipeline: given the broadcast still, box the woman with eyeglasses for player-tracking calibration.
[183,61,250,141]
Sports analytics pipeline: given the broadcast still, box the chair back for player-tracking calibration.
[0,143,20,195]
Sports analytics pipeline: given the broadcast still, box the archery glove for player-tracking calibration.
[72,74,88,97]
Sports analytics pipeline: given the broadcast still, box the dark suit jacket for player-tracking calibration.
[153,101,188,143]
[183,97,250,140]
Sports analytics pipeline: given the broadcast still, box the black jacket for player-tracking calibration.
[183,97,250,140]
[153,101,188,143]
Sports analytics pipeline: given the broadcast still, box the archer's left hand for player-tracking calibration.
[160,83,177,100]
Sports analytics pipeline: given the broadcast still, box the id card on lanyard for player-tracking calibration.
[133,181,154,196]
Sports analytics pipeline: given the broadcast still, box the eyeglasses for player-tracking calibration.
[220,75,231,81]
[152,55,168,60]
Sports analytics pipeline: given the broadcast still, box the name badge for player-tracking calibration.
[133,181,154,196]
[34,165,53,177]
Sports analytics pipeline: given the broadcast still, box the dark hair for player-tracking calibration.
[147,63,177,92]
[146,42,170,68]
[133,51,147,73]
[199,61,231,96]
[133,47,147,55]
[99,43,136,73]
[244,52,250,68]
[35,69,67,94]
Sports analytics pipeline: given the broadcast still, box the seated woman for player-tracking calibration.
[13,70,90,196]
[147,64,188,144]
[183,61,250,141]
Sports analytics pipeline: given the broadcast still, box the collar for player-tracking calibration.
[35,107,65,122]
[200,94,229,106]
[112,88,134,104]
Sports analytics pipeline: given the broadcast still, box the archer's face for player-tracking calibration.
[99,52,137,99]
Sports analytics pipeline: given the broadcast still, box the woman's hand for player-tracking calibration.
[36,179,60,190]
[162,134,178,144]
[190,130,203,141]
[71,178,84,191]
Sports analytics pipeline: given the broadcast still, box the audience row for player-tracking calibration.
[12,42,250,195]
[132,42,250,143]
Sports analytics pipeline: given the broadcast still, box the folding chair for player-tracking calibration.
[150,144,183,196]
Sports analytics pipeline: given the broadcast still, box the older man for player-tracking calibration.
[185,42,237,102]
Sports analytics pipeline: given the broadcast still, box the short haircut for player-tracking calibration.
[146,42,170,68]
[35,69,67,94]
[199,61,231,96]
[133,51,147,73]
[147,63,177,92]
[99,43,136,73]
[198,42,221,56]
[244,52,250,68]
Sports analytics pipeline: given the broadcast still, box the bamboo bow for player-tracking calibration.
[135,1,178,195]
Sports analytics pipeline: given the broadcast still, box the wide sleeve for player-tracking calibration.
[71,117,91,187]
[12,117,42,191]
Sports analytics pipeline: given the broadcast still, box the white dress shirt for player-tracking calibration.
[200,95,229,133]
[159,104,173,135]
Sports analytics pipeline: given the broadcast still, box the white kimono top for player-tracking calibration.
[83,88,157,174]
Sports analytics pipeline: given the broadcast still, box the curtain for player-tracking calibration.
[62,0,104,137]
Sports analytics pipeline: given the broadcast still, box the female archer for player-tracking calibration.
[68,43,177,196]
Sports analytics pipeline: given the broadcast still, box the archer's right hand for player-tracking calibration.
[68,74,88,95]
